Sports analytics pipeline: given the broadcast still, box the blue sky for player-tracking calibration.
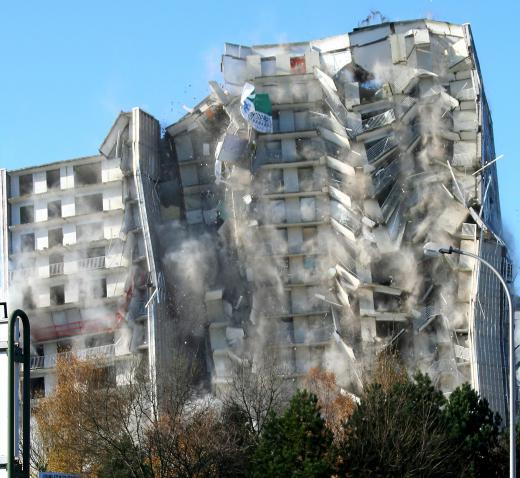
[1,0,518,283]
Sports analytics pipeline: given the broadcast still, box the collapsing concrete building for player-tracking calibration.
[163,19,513,417]
[1,19,513,418]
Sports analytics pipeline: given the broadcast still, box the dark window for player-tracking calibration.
[30,377,45,399]
[20,233,35,252]
[48,228,63,248]
[85,333,114,348]
[19,205,34,224]
[35,344,44,356]
[303,256,316,270]
[22,287,35,309]
[19,174,33,195]
[92,278,107,299]
[267,169,283,193]
[75,193,103,215]
[79,278,107,301]
[328,167,344,185]
[76,222,104,242]
[46,169,61,190]
[50,285,65,306]
[74,162,102,186]
[87,246,105,258]
[299,168,314,192]
[47,200,62,219]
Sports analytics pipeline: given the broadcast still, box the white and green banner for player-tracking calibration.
[240,83,273,133]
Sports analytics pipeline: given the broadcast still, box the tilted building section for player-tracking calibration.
[164,19,512,417]
[1,19,513,418]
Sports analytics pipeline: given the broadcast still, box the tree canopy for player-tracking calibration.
[33,354,514,477]
[251,390,334,478]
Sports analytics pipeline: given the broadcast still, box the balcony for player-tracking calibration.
[9,256,109,282]
[366,135,398,164]
[355,109,396,136]
[415,305,442,333]
[49,262,64,277]
[372,159,400,197]
[30,342,117,370]
[78,256,106,270]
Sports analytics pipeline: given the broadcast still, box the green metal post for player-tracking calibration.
[8,309,30,478]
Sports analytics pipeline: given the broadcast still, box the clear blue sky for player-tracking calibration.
[1,0,518,284]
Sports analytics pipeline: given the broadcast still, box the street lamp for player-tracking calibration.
[8,309,31,478]
[424,242,515,477]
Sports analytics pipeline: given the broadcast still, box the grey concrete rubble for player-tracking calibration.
[0,19,513,417]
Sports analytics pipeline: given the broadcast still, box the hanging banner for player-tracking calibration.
[240,83,273,133]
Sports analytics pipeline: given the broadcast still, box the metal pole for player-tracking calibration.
[441,246,515,477]
[8,309,30,478]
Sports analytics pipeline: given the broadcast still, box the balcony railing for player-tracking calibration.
[416,305,442,333]
[78,256,106,270]
[9,256,109,281]
[30,342,116,369]
[366,136,398,163]
[49,262,64,276]
[355,109,396,136]
[396,95,416,119]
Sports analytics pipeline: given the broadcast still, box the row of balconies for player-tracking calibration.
[9,255,118,281]
[30,342,116,369]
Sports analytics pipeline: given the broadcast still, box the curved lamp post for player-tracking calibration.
[424,243,515,477]
[8,309,30,478]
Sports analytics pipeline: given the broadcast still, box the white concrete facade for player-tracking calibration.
[5,143,151,397]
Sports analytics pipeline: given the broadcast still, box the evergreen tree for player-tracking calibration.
[443,383,501,477]
[338,373,458,478]
[251,390,334,478]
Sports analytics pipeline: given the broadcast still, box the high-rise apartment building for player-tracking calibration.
[1,109,167,396]
[1,19,513,418]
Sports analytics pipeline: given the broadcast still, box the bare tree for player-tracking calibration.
[220,353,288,442]
[34,352,246,478]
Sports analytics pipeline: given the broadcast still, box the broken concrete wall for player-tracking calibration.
[156,20,511,414]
